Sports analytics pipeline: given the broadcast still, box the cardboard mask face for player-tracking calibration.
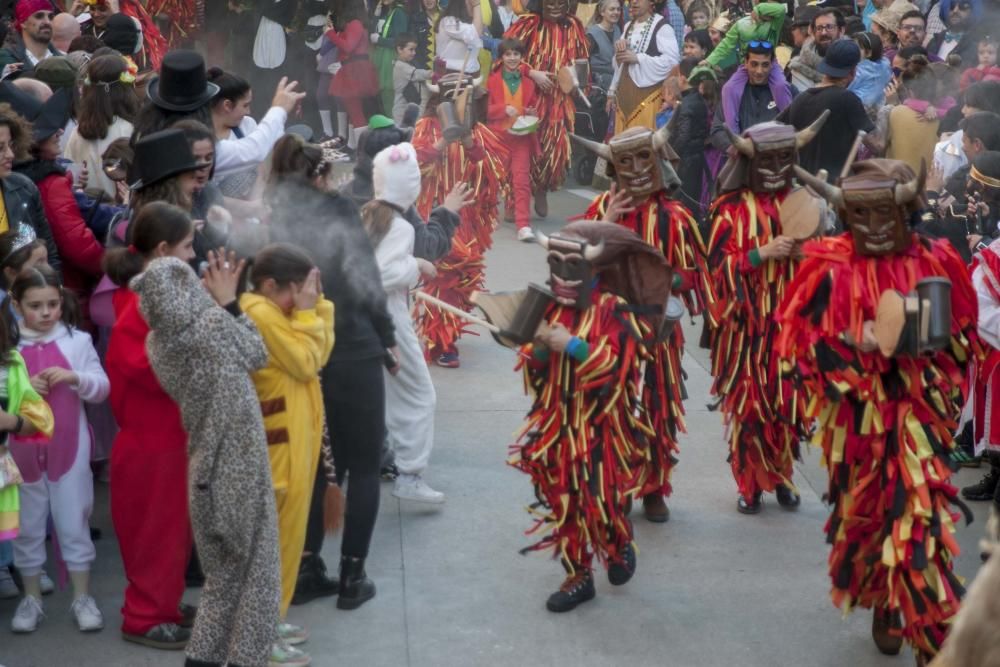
[545,234,597,310]
[842,180,912,256]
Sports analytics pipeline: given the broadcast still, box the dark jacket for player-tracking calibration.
[669,88,710,215]
[927,28,982,71]
[1,171,60,272]
[0,38,62,77]
[268,181,396,361]
[341,173,459,262]
[14,160,102,296]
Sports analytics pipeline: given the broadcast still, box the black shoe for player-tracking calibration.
[737,492,763,514]
[775,484,801,509]
[380,462,399,481]
[178,602,197,629]
[337,556,376,610]
[962,467,1000,501]
[545,572,595,612]
[291,554,339,606]
[607,544,636,586]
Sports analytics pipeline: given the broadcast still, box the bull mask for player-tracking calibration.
[725,111,829,194]
[795,159,924,256]
[571,126,681,202]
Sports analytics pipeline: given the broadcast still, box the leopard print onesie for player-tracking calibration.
[132,258,280,667]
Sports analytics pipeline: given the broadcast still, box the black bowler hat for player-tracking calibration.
[129,129,199,190]
[146,50,220,112]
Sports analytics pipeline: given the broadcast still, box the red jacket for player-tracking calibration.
[486,63,540,153]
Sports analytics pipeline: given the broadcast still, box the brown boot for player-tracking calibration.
[533,188,548,218]
[642,494,670,523]
[872,607,903,655]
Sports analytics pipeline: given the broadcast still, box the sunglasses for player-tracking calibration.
[748,40,773,48]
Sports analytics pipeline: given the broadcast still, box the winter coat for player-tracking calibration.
[267,181,396,362]
[14,160,103,315]
[669,88,710,215]
[848,57,893,108]
[1,171,60,273]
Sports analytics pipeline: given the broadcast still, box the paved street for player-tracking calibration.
[0,186,992,667]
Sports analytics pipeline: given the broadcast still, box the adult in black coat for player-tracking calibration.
[267,133,397,610]
[667,60,711,218]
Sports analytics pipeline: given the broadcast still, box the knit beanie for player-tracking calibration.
[373,142,421,211]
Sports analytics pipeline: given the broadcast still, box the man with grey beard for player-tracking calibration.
[788,8,845,92]
[0,1,62,78]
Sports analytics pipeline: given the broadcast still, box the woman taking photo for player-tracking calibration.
[64,54,139,199]
[266,134,396,611]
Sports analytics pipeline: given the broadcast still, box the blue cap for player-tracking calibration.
[817,39,862,78]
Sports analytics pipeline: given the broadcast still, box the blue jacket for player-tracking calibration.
[848,58,892,108]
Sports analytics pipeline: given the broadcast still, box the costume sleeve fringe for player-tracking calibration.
[775,233,982,656]
[509,294,650,569]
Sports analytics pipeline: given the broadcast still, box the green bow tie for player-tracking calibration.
[502,68,521,95]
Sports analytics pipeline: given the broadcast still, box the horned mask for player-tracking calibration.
[724,111,829,194]
[795,158,925,256]
[571,126,681,202]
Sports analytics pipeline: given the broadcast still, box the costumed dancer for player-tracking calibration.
[503,0,588,217]
[509,221,669,612]
[145,0,203,49]
[412,75,509,368]
[573,125,709,523]
[704,113,827,514]
[607,0,679,133]
[778,159,980,666]
[78,0,168,70]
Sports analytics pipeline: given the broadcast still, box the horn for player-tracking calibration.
[583,240,605,260]
[895,159,926,205]
[795,109,830,149]
[535,230,550,250]
[569,133,612,160]
[651,124,670,151]
[724,126,754,157]
[794,165,844,209]
[425,81,440,94]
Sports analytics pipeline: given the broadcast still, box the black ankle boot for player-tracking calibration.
[337,556,376,610]
[546,570,595,612]
[962,466,1000,501]
[291,554,339,606]
[607,543,637,586]
[775,484,801,509]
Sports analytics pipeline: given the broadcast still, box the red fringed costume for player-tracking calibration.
[971,244,1000,455]
[503,15,587,193]
[704,189,808,498]
[510,291,647,572]
[119,0,169,70]
[412,118,509,358]
[586,192,709,498]
[145,0,204,49]
[776,233,979,656]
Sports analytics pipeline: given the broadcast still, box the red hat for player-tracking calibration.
[14,0,55,31]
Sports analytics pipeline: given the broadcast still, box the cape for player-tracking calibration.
[412,117,509,357]
[775,232,981,656]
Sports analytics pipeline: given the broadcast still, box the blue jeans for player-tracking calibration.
[0,540,12,567]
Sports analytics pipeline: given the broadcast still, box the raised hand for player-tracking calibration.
[201,248,246,307]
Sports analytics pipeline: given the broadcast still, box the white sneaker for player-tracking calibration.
[11,595,43,633]
[277,622,308,646]
[392,473,446,504]
[70,594,103,632]
[270,641,311,666]
[39,571,54,595]
[517,227,536,243]
[0,567,18,599]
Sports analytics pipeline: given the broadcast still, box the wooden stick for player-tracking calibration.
[414,291,501,333]
[840,131,865,180]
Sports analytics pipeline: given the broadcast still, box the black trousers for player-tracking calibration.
[305,356,385,560]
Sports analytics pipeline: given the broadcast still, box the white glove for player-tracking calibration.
[370,33,379,43]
